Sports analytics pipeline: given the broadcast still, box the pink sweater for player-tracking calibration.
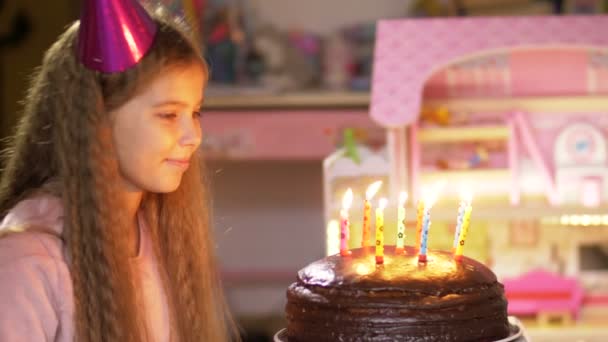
[0,195,171,341]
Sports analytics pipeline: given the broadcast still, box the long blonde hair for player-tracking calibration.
[0,11,236,342]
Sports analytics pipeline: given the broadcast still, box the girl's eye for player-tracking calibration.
[158,112,177,120]
[193,109,203,119]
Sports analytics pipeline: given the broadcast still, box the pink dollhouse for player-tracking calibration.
[370,15,608,206]
[323,15,608,327]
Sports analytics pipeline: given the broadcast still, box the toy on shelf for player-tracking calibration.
[323,31,352,91]
[205,4,247,84]
[421,106,451,126]
[251,26,320,91]
[341,128,361,165]
[435,143,492,170]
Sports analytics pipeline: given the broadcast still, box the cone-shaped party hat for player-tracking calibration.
[78,0,157,73]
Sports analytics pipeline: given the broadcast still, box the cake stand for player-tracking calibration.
[274,316,529,342]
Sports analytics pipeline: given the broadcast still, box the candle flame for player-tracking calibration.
[433,180,447,194]
[366,181,383,200]
[459,184,473,204]
[342,188,353,209]
[378,198,388,210]
[399,191,408,207]
[464,191,473,204]
[419,186,428,202]
[423,181,445,208]
[424,191,437,208]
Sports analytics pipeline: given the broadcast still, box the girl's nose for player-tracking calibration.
[179,116,202,148]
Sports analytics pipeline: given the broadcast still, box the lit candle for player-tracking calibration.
[395,191,408,254]
[418,192,437,263]
[454,196,473,262]
[362,181,382,249]
[452,192,470,253]
[340,188,353,256]
[415,199,424,252]
[375,198,388,264]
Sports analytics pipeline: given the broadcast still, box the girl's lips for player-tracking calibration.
[166,159,190,169]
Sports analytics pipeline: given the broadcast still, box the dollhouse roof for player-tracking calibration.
[370,15,608,127]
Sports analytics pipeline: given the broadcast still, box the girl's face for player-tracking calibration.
[110,63,204,194]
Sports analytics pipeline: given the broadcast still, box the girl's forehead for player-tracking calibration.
[139,64,205,102]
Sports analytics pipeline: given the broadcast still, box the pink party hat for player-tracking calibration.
[78,0,157,73]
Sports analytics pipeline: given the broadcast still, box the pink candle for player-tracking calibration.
[340,188,353,256]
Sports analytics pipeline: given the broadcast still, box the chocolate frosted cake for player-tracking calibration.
[285,246,510,342]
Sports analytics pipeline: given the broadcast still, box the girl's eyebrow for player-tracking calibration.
[153,100,189,108]
[153,99,204,108]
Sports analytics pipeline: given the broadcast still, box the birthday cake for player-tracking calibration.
[285,246,510,342]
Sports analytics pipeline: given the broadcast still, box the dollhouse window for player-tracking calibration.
[579,242,608,272]
[509,220,539,247]
[426,53,510,98]
[555,123,606,166]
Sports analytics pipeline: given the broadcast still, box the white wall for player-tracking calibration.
[208,161,326,316]
[210,161,326,268]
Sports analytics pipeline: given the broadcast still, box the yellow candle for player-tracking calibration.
[362,181,382,249]
[395,192,408,254]
[454,201,473,261]
[375,198,387,264]
[453,189,471,253]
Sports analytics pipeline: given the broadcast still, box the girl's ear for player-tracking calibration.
[96,114,115,145]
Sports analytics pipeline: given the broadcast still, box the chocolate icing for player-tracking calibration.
[286,246,510,342]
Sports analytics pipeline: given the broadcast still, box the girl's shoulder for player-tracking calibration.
[0,194,65,265]
[0,195,73,341]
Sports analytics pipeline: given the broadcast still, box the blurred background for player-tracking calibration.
[2,1,608,341]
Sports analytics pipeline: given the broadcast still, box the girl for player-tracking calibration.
[0,0,236,341]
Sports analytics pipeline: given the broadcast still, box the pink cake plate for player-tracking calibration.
[274,316,528,342]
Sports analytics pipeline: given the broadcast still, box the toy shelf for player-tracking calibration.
[204,90,370,109]
[200,109,377,160]
[418,125,509,143]
[420,168,510,182]
[424,95,608,113]
[204,93,608,111]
